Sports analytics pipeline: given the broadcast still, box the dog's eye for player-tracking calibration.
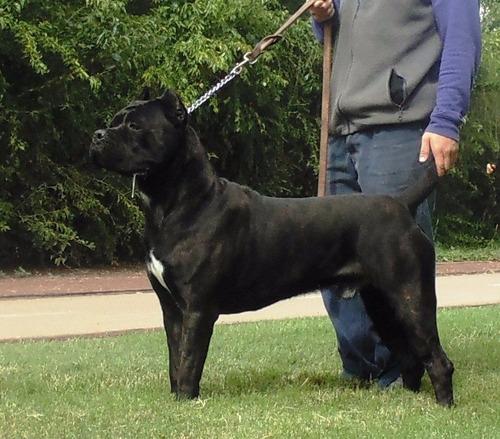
[128,122,142,131]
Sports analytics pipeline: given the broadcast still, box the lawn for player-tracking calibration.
[1,306,499,439]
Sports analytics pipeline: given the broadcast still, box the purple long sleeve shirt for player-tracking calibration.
[312,0,481,141]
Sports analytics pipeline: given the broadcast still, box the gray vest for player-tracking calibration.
[330,0,443,134]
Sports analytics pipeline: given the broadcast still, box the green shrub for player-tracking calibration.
[0,0,498,267]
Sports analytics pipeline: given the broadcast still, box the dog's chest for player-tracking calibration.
[147,251,172,293]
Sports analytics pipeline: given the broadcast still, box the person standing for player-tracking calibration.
[310,0,481,388]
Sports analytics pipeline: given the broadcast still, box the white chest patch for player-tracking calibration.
[147,251,172,293]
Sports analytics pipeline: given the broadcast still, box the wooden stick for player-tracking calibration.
[317,22,332,197]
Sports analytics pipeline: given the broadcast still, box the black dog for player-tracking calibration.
[90,90,454,406]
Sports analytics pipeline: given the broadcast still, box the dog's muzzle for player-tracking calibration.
[89,129,109,163]
[91,129,108,150]
[93,129,107,142]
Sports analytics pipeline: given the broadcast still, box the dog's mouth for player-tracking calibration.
[90,141,152,177]
[91,152,151,177]
[89,143,106,168]
[89,138,113,169]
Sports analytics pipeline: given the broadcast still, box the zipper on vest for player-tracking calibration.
[336,0,361,132]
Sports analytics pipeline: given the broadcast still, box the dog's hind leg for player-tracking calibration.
[360,286,425,391]
[396,281,454,407]
[365,277,454,406]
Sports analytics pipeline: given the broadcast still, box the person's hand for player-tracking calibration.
[309,0,335,23]
[486,163,497,174]
[419,132,459,177]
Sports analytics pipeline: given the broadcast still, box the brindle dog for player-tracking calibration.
[90,90,454,406]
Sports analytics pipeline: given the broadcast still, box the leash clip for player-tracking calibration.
[187,0,315,115]
[229,54,252,76]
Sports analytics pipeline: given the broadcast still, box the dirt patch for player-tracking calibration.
[436,260,500,276]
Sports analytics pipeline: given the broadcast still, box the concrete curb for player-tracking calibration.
[1,272,500,342]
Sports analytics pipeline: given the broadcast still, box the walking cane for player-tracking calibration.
[317,22,332,197]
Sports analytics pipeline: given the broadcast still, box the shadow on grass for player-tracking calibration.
[200,367,379,399]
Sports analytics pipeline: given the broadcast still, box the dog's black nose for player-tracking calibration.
[93,129,107,141]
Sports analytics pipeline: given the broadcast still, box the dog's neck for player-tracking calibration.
[137,126,220,222]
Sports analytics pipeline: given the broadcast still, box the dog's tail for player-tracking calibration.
[395,164,440,215]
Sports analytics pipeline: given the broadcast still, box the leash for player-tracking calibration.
[133,0,330,198]
[186,0,317,114]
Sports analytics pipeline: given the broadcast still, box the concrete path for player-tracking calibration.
[1,272,500,342]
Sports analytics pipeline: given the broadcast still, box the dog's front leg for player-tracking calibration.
[149,276,183,395]
[176,308,218,399]
[161,306,183,395]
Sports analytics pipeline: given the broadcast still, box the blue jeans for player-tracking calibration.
[321,123,435,388]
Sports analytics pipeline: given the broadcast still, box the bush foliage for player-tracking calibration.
[0,0,498,268]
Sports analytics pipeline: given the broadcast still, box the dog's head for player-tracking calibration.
[90,89,188,176]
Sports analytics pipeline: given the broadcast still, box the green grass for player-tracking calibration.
[436,242,500,262]
[1,306,499,439]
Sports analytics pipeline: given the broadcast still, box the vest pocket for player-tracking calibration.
[389,69,408,107]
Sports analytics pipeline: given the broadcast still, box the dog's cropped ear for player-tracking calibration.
[159,89,188,128]
[137,87,151,101]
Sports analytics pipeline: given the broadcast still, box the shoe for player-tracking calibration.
[380,376,403,390]
[339,371,359,381]
[338,371,372,388]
